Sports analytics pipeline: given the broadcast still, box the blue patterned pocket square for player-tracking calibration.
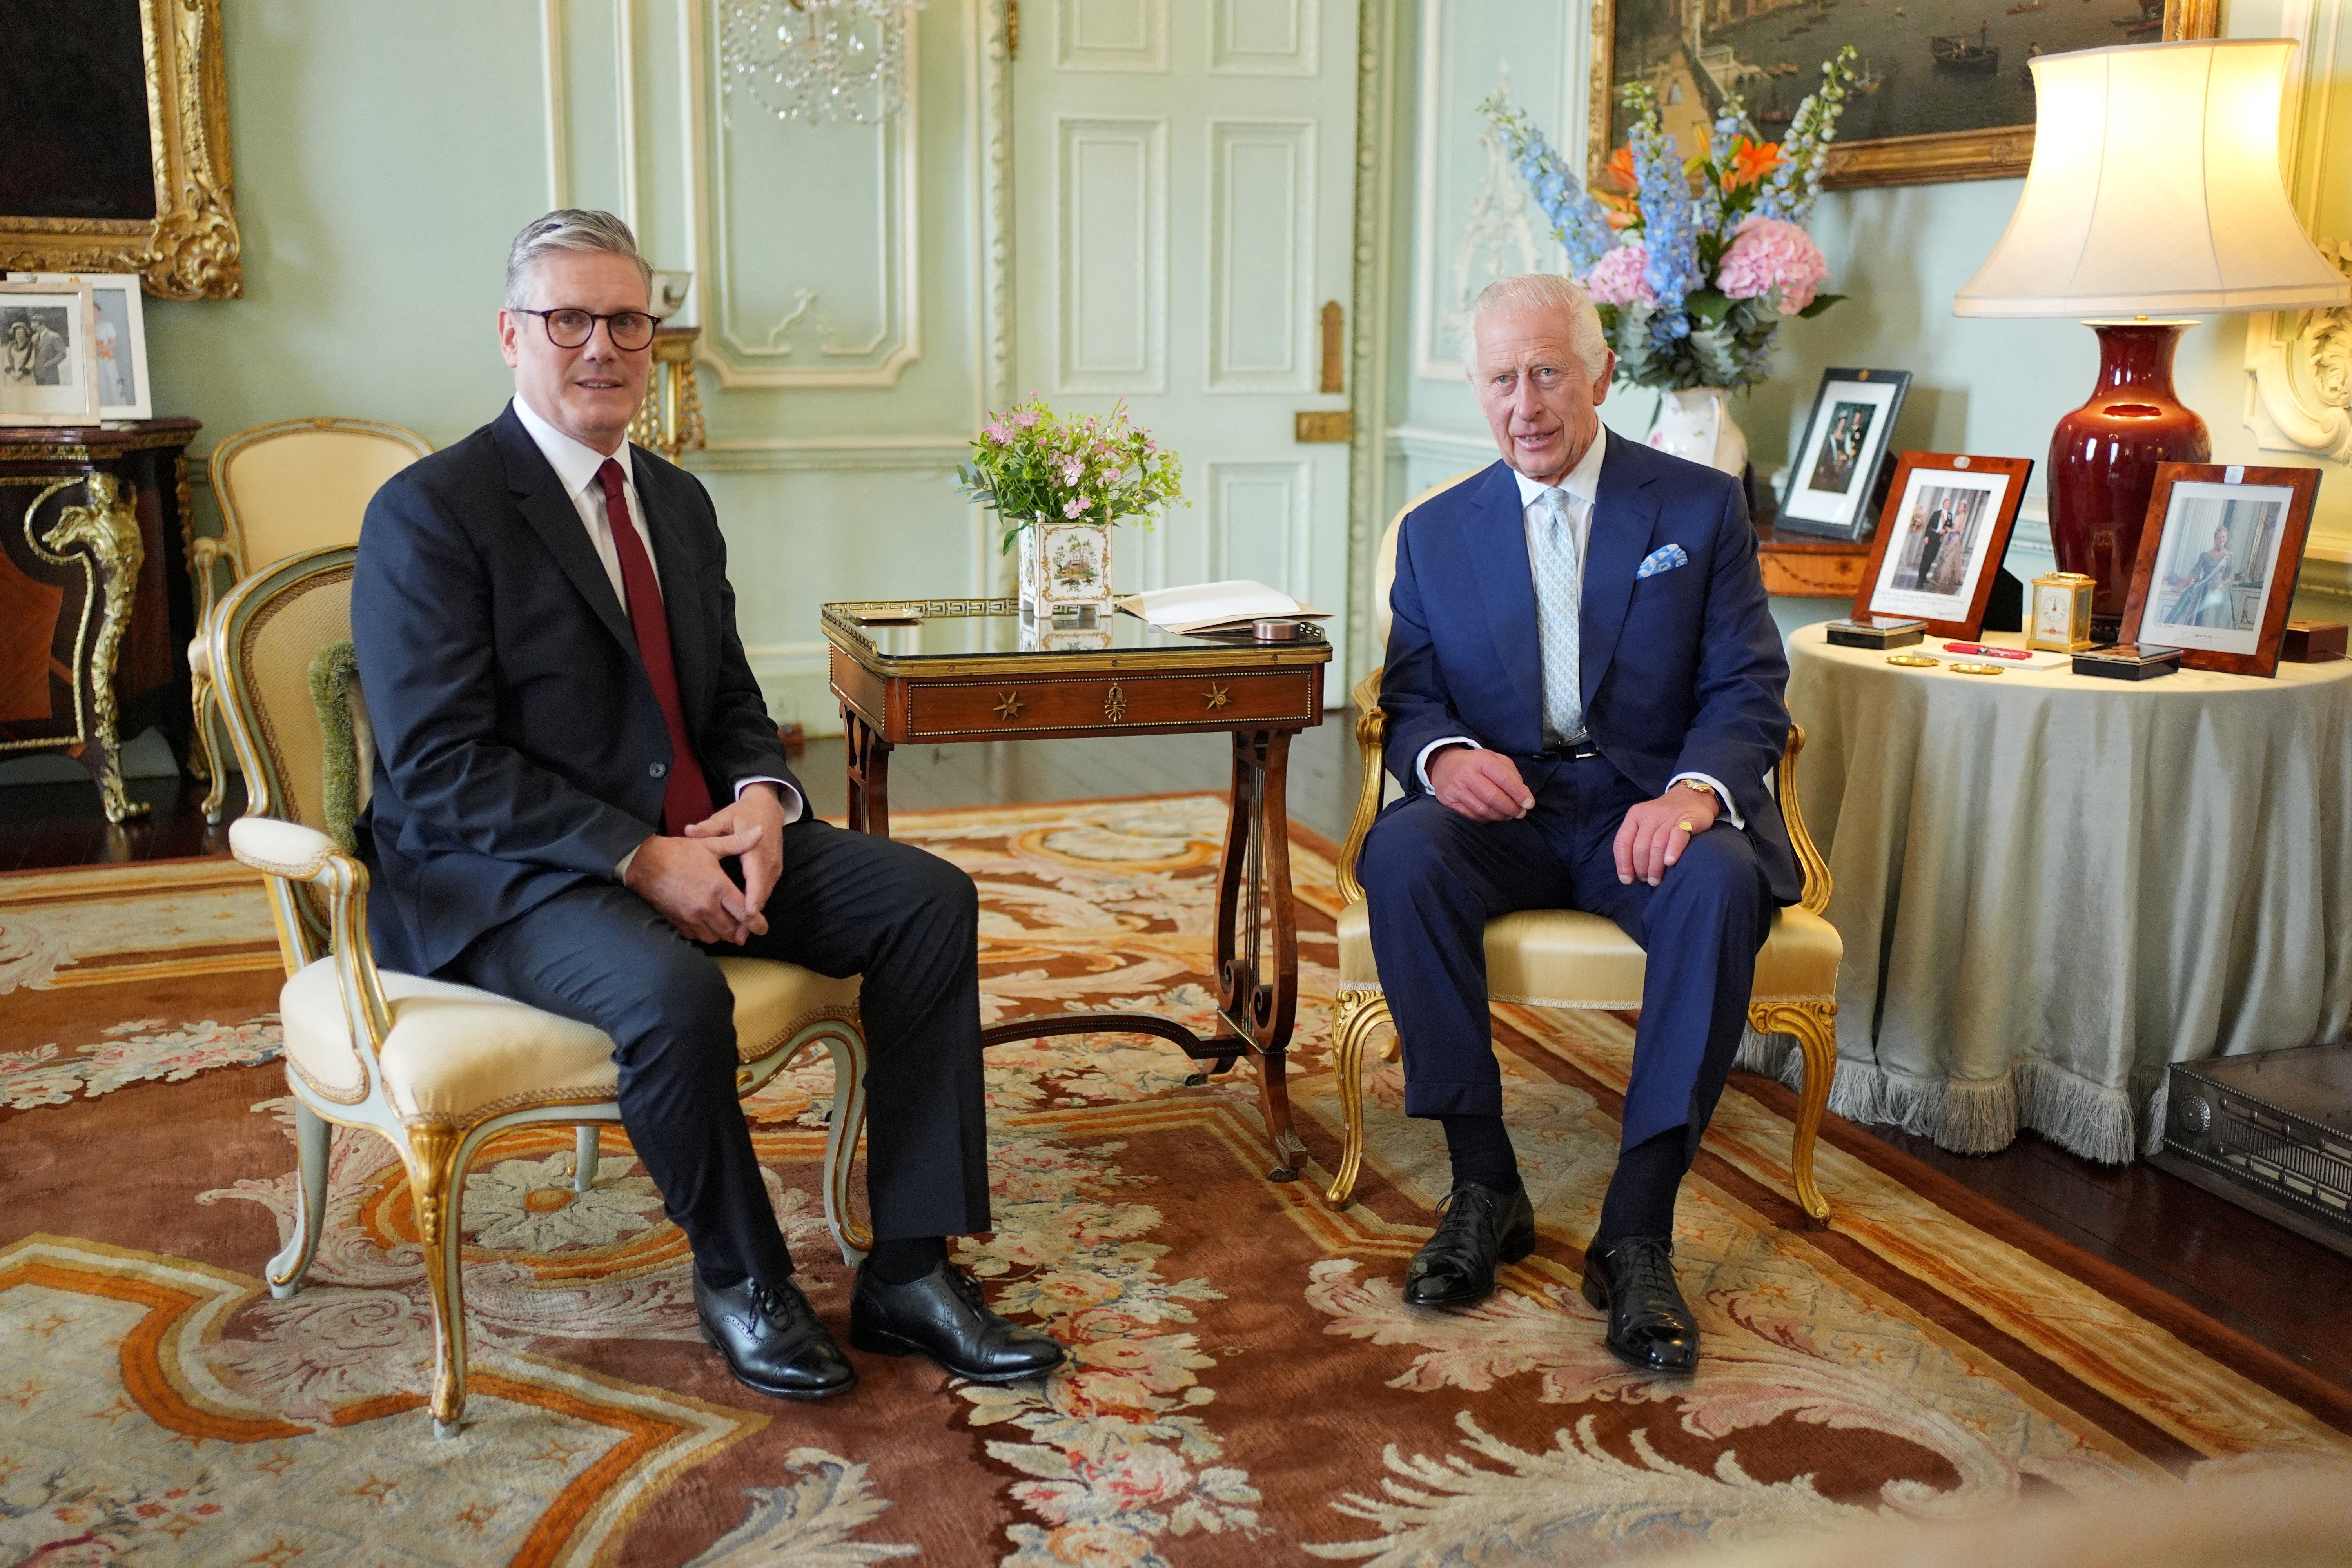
[1636,544,1689,579]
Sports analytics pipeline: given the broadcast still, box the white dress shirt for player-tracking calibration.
[510,396,803,873]
[1413,433,1743,829]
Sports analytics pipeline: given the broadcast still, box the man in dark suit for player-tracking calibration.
[352,210,1062,1403]
[1362,272,1795,1373]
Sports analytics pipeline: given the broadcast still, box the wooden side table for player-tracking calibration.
[0,419,202,821]
[824,598,1331,1179]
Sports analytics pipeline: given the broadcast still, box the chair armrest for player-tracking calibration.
[1779,723,1833,916]
[1335,666,1387,906]
[229,815,396,1081]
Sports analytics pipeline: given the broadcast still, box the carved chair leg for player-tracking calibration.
[819,1027,873,1265]
[573,1125,601,1193]
[1325,989,1393,1207]
[266,1100,332,1298]
[1753,999,1838,1230]
[192,675,233,824]
[405,1123,471,1439]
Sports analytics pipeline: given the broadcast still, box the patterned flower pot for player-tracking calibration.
[1017,520,1113,627]
[1646,386,1748,477]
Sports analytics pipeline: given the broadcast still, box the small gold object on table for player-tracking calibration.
[628,325,707,464]
[1886,652,1940,668]
[2029,570,2098,653]
[1948,661,2007,676]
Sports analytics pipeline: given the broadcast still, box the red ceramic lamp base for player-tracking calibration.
[2046,321,2210,640]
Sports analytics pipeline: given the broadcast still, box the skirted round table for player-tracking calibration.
[1774,624,2352,1164]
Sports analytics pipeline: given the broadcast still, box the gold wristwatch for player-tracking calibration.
[1680,779,1716,799]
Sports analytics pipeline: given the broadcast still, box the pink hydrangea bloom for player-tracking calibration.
[1584,243,1657,307]
[1715,217,1829,314]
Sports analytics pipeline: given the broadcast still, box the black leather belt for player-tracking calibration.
[1545,736,1601,760]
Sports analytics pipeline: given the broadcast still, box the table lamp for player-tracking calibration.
[1953,39,2350,639]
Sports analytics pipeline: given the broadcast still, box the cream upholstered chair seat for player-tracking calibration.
[1323,471,1844,1224]
[211,548,872,1441]
[189,418,432,822]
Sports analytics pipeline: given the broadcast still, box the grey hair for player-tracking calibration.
[504,209,653,309]
[1462,272,1612,384]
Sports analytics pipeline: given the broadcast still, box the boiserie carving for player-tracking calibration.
[2247,239,2352,466]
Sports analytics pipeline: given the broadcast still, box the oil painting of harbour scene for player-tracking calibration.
[1592,0,2214,185]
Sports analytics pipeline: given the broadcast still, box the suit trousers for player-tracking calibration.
[1360,751,1774,1159]
[445,816,991,1286]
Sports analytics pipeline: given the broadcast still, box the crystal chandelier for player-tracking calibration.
[717,0,921,126]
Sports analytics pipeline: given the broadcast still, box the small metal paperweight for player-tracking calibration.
[2029,571,2098,652]
[2072,643,2182,681]
[1824,615,1925,650]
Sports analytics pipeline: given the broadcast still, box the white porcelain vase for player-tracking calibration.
[1016,519,1114,627]
[1645,386,1749,477]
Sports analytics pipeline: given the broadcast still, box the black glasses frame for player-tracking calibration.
[513,306,658,351]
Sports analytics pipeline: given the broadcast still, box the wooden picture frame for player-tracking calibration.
[0,280,100,427]
[1851,451,2033,638]
[2121,464,2321,677]
[1586,0,2219,191]
[1777,367,1910,541]
[0,0,240,299]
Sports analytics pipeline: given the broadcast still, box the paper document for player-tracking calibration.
[1114,580,1330,635]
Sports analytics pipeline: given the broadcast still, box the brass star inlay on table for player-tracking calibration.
[994,690,1024,720]
[1204,684,1230,711]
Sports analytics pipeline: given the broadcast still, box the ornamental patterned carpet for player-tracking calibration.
[2,800,2348,1566]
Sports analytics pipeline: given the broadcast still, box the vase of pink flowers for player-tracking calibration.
[957,396,1186,626]
[1482,49,1858,475]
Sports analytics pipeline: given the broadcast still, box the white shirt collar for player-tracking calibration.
[1511,426,1607,512]
[511,394,632,501]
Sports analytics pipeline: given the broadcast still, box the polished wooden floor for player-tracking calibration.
[7,728,2348,1392]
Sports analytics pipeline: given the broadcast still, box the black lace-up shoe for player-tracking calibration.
[1401,1181,1538,1308]
[849,1259,1066,1383]
[695,1273,857,1400]
[1581,1234,1701,1374]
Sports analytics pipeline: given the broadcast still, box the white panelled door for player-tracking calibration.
[1013,0,1359,679]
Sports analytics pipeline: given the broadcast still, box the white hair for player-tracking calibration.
[504,209,653,309]
[1462,273,1612,385]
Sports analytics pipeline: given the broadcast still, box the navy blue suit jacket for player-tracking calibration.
[351,404,800,975]
[1380,432,1799,905]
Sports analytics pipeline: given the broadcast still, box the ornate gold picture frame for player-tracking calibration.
[1586,0,2219,190]
[0,0,240,299]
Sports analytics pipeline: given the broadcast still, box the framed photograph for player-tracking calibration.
[8,272,150,419]
[0,280,98,427]
[1778,368,1911,541]
[1851,451,2034,638]
[1587,0,2219,191]
[2121,464,2320,677]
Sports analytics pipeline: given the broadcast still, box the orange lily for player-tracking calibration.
[1724,136,1786,190]
[1604,145,1638,191]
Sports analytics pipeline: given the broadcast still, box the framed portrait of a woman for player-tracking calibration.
[2120,464,2321,677]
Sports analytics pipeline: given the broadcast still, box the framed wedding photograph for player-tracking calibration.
[0,280,98,426]
[1777,368,1911,542]
[1851,451,2034,638]
[9,272,151,419]
[2121,464,2320,677]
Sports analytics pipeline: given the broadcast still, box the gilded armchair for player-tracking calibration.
[189,417,432,822]
[209,545,874,1437]
[1324,474,1843,1226]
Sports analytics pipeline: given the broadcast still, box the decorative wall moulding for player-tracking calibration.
[2245,239,2352,466]
[0,0,241,299]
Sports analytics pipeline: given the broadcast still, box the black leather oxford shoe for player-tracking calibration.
[1581,1234,1700,1374]
[1402,1181,1538,1308]
[695,1273,857,1400]
[849,1260,1066,1383]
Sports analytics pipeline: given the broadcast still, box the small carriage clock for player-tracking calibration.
[2030,571,2098,652]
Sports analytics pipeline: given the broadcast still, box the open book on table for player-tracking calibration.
[1113,580,1330,636]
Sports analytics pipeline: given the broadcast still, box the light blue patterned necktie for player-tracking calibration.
[1531,486,1584,747]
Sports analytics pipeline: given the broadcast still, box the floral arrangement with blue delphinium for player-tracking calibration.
[1480,45,1859,392]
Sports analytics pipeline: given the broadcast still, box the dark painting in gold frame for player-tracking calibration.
[0,0,240,299]
[1586,0,2217,189]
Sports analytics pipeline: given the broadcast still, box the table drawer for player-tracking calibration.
[904,669,1320,739]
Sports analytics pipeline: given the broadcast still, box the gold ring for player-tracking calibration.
[1677,820,1695,833]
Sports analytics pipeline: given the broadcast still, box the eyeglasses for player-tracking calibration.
[513,307,657,352]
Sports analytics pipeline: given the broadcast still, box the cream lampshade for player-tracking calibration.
[1952,39,2350,635]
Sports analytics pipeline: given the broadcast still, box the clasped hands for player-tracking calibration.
[1425,746,1718,886]
[623,782,788,945]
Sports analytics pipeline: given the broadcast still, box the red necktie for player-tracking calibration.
[595,459,715,835]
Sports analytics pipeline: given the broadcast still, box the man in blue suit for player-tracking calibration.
[352,211,1062,1405]
[1362,273,1796,1372]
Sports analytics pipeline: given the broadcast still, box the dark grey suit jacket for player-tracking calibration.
[351,403,799,974]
